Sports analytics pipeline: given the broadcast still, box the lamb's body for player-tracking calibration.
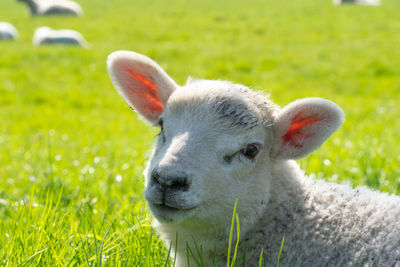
[0,22,19,40]
[17,0,82,16]
[107,51,400,266]
[242,161,400,266]
[33,26,88,47]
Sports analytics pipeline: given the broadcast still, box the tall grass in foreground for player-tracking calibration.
[163,200,285,266]
[1,193,284,266]
[0,189,167,266]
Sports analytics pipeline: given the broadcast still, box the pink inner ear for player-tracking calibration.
[121,68,163,118]
[136,91,163,114]
[283,112,321,148]
[127,69,158,93]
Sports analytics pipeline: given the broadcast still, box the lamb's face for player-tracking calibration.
[144,81,277,224]
[107,51,345,228]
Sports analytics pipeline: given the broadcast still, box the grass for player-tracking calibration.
[0,0,400,265]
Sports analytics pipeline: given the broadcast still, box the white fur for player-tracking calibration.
[333,0,380,6]
[17,0,82,16]
[0,22,19,40]
[33,26,89,47]
[107,51,400,266]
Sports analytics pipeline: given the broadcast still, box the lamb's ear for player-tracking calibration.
[271,98,345,160]
[107,51,178,124]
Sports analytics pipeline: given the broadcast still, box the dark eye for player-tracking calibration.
[241,143,260,160]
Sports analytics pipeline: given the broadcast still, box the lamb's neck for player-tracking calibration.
[154,218,229,266]
[268,160,308,213]
[241,160,309,244]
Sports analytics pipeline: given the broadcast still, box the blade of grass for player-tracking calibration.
[212,245,217,267]
[99,220,114,267]
[186,241,201,267]
[240,242,247,267]
[145,230,154,267]
[276,236,285,267]
[258,248,263,267]
[191,236,205,266]
[230,214,240,267]
[227,199,238,267]
[173,232,178,267]
[164,241,172,267]
[104,219,150,249]
[17,246,48,266]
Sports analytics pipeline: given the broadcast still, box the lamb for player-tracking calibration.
[107,51,400,266]
[333,0,380,6]
[33,26,89,47]
[17,0,83,16]
[0,22,19,40]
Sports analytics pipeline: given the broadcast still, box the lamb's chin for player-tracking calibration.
[148,203,196,224]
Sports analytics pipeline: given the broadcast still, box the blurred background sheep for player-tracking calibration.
[333,0,381,6]
[33,26,89,47]
[17,0,83,16]
[0,22,19,40]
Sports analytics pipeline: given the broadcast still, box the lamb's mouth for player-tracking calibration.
[151,202,196,212]
[148,202,198,223]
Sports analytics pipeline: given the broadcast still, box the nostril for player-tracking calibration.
[151,170,162,186]
[150,170,190,191]
[169,176,190,192]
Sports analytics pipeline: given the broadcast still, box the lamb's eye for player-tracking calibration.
[241,144,259,160]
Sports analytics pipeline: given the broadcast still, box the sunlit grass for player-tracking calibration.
[1,0,399,264]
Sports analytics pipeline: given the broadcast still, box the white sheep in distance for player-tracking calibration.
[33,26,89,47]
[0,22,19,40]
[17,0,82,16]
[333,0,380,6]
[107,51,400,266]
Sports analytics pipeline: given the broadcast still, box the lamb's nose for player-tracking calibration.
[151,170,190,191]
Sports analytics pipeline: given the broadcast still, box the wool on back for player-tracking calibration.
[241,160,400,266]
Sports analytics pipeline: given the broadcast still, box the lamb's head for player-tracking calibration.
[107,51,344,233]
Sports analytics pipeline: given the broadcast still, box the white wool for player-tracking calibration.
[0,22,19,40]
[33,26,89,47]
[17,0,82,16]
[107,51,400,266]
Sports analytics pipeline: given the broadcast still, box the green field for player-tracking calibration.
[1,0,400,265]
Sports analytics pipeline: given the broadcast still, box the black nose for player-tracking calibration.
[151,170,190,191]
